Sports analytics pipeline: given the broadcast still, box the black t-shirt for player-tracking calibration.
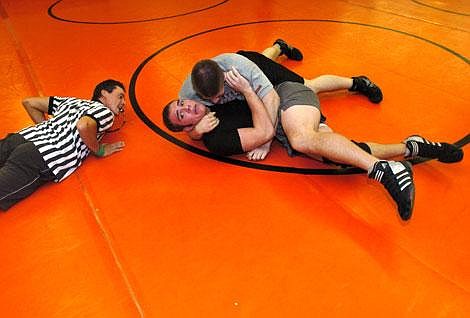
[202,100,252,156]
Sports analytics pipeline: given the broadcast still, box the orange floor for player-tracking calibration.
[0,0,469,317]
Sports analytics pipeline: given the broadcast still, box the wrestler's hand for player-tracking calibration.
[225,66,253,95]
[246,141,271,161]
[194,112,219,135]
[102,141,125,157]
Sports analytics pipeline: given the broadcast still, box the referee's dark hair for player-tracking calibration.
[92,79,125,102]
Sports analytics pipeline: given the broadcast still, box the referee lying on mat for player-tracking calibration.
[0,79,126,211]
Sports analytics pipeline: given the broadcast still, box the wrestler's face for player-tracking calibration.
[169,99,209,131]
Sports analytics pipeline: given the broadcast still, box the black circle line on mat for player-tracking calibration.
[129,19,469,175]
[411,0,470,16]
[48,0,229,24]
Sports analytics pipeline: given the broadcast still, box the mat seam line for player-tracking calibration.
[1,2,145,315]
[0,1,44,96]
[77,173,145,318]
[338,0,469,34]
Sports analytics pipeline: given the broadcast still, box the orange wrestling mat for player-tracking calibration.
[0,0,469,317]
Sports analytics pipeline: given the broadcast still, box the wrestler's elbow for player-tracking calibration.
[263,123,275,142]
[254,125,274,146]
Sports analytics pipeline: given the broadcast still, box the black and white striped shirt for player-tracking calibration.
[19,96,114,182]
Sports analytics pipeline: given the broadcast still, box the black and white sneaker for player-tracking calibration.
[350,76,383,103]
[368,160,415,221]
[404,135,463,163]
[273,38,303,61]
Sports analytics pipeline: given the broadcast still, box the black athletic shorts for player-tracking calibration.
[236,50,304,86]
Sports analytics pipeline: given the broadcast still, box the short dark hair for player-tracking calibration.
[191,59,224,98]
[91,79,125,102]
[162,100,185,132]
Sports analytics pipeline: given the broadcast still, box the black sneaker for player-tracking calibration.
[404,135,464,163]
[350,76,383,103]
[273,38,303,61]
[368,160,415,221]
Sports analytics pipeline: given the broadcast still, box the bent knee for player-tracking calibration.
[289,133,319,153]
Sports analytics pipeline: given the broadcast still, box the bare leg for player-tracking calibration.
[281,106,378,171]
[304,75,353,94]
[318,122,407,160]
[366,142,406,159]
[279,90,414,220]
[261,45,282,60]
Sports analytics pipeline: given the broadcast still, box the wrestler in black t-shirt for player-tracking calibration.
[202,100,252,156]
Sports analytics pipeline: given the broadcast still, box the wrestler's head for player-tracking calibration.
[191,59,225,104]
[162,99,209,132]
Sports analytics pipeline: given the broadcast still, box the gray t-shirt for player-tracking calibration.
[179,53,273,106]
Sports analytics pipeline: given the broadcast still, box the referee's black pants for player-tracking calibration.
[0,133,55,211]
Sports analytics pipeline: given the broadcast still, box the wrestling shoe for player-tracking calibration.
[350,76,383,103]
[368,160,415,221]
[404,135,463,163]
[273,38,303,61]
